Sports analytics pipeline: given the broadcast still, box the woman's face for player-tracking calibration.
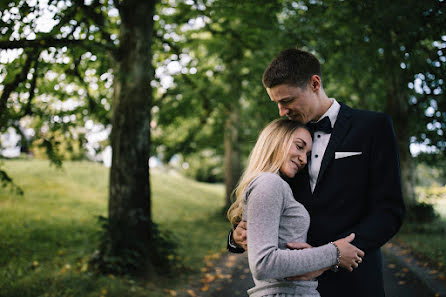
[280,128,313,178]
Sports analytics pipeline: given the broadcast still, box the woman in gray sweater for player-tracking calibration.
[227,119,362,297]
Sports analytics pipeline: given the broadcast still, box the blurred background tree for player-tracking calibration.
[0,0,169,277]
[151,0,285,209]
[279,0,446,206]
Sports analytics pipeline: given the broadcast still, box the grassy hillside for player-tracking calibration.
[0,159,228,297]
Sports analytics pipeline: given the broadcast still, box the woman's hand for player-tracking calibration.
[333,233,365,272]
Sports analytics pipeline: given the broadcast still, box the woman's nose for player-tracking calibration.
[299,153,307,166]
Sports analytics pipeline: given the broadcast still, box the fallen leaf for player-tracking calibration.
[187,289,197,297]
[387,264,396,269]
[227,255,237,261]
[201,285,209,292]
[201,273,216,283]
[398,281,406,285]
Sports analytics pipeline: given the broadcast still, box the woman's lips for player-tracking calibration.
[291,160,300,171]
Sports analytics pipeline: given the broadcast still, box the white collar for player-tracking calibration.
[316,98,340,128]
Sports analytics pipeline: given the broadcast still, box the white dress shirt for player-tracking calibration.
[309,99,341,192]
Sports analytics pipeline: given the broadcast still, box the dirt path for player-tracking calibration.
[179,241,446,297]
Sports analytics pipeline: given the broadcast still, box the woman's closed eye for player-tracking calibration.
[295,143,304,150]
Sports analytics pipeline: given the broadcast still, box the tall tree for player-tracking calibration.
[0,0,171,276]
[106,0,158,276]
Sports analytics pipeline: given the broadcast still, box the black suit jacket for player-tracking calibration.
[290,103,405,297]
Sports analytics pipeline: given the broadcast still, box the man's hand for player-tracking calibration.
[333,233,365,272]
[233,221,247,251]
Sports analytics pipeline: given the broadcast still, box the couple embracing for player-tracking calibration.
[226,49,405,297]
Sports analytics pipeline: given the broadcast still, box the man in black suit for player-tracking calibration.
[228,48,405,297]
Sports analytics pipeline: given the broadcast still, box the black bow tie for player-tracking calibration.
[307,116,333,134]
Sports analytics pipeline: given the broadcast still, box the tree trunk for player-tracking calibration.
[223,46,244,211]
[108,0,156,275]
[385,78,417,207]
[224,106,241,210]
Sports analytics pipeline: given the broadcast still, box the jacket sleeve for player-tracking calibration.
[344,114,405,251]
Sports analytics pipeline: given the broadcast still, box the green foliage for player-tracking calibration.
[281,0,446,157]
[405,202,439,223]
[415,162,446,187]
[3,0,444,188]
[0,159,227,296]
[0,0,115,168]
[395,193,446,273]
[0,166,23,195]
[416,154,446,182]
[152,0,283,166]
[180,150,224,183]
[417,186,446,201]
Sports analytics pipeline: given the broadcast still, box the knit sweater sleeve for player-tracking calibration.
[245,173,337,280]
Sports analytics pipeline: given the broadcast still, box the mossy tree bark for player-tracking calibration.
[107,0,157,276]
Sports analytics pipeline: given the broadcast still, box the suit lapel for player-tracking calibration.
[291,166,312,201]
[315,103,353,187]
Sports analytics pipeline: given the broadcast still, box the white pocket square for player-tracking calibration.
[335,152,362,159]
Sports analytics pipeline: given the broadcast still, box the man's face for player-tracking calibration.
[266,83,317,124]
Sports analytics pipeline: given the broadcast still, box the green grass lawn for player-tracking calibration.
[2,159,444,296]
[394,191,446,274]
[0,159,228,297]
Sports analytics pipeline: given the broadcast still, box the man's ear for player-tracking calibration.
[310,75,321,92]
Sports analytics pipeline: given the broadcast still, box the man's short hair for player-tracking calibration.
[262,48,322,89]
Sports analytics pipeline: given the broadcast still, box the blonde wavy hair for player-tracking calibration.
[227,118,309,226]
